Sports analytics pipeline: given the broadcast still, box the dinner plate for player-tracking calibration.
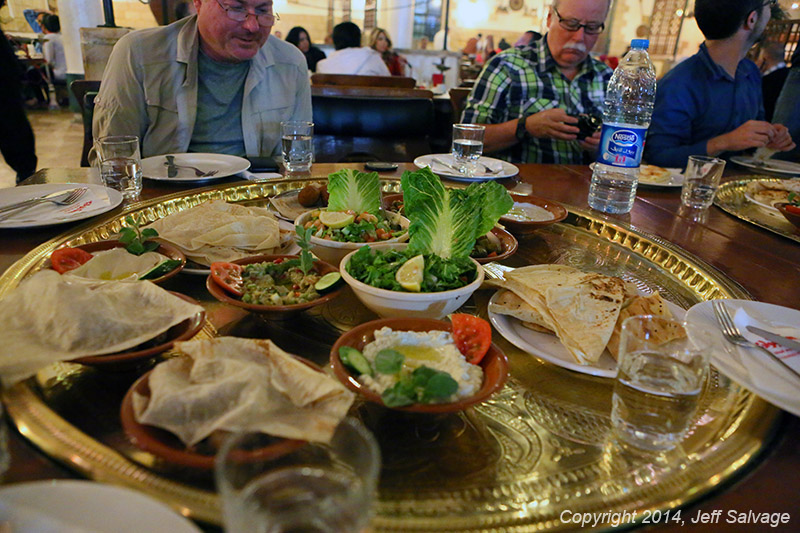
[488,290,685,378]
[589,163,684,188]
[730,155,800,176]
[0,480,202,532]
[414,154,519,180]
[744,191,782,212]
[0,184,122,229]
[685,300,800,417]
[141,153,250,182]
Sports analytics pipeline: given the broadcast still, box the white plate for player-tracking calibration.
[589,163,684,188]
[685,300,800,417]
[0,184,122,229]
[730,155,800,176]
[141,153,250,182]
[744,191,782,212]
[488,290,685,378]
[0,480,202,533]
[414,154,519,180]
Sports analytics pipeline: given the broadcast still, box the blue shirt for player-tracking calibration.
[644,43,764,168]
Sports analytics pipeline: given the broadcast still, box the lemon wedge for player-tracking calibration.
[318,210,355,228]
[396,254,424,292]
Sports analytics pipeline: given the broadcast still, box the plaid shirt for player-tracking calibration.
[462,35,612,164]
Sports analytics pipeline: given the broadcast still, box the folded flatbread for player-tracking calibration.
[746,178,800,207]
[144,200,291,265]
[606,291,683,360]
[505,265,625,365]
[133,337,355,446]
[0,270,204,385]
[639,165,672,183]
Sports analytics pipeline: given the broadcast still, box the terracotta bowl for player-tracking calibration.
[473,226,518,264]
[340,247,484,320]
[71,292,205,369]
[60,239,186,283]
[206,254,344,317]
[775,203,800,230]
[294,209,410,266]
[120,369,306,470]
[330,317,508,414]
[381,193,405,214]
[499,194,568,236]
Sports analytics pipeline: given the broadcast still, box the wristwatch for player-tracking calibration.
[515,116,529,143]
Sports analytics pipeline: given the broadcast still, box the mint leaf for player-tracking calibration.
[141,228,159,239]
[118,228,136,244]
[382,381,415,407]
[425,371,459,400]
[295,225,315,274]
[127,241,145,255]
[375,349,404,374]
[143,240,160,253]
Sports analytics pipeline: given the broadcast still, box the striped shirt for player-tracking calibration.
[462,35,612,164]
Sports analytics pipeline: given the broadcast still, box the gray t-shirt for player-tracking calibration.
[188,49,249,156]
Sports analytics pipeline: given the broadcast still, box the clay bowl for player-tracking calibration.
[498,194,568,236]
[330,317,508,414]
[473,226,518,264]
[381,193,405,214]
[64,239,186,283]
[120,369,306,470]
[206,254,344,318]
[775,203,800,230]
[70,292,205,369]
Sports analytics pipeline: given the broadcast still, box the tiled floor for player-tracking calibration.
[0,109,84,190]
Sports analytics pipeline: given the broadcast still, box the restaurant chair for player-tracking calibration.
[70,80,101,167]
[449,87,471,123]
[311,86,434,163]
[311,73,416,89]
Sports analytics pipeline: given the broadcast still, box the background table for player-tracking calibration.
[1,164,798,531]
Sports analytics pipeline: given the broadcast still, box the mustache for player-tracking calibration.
[562,42,588,53]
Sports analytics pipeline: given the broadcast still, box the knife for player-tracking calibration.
[746,325,800,352]
[165,155,178,178]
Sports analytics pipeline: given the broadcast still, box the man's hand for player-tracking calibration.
[708,120,774,155]
[767,123,796,152]
[524,108,581,140]
[578,129,601,152]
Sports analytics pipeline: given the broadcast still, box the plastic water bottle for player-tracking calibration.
[588,39,657,214]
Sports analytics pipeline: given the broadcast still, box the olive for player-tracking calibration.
[298,185,320,207]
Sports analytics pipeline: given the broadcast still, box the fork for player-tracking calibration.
[163,158,219,177]
[0,187,88,221]
[712,300,800,381]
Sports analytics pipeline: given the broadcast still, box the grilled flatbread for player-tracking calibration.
[488,289,551,332]
[639,164,673,183]
[746,178,800,207]
[505,265,625,365]
[606,291,683,360]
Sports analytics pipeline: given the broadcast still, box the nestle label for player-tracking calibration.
[596,124,648,168]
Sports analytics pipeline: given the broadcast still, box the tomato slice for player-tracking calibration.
[51,247,93,274]
[450,313,492,364]
[210,262,244,297]
[785,204,800,216]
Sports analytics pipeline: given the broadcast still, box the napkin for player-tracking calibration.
[240,170,283,181]
[733,306,800,400]
[0,499,104,533]
[3,187,111,224]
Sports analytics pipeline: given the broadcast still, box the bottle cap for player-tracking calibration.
[630,39,649,49]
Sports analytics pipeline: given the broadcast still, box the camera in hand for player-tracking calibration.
[568,113,602,140]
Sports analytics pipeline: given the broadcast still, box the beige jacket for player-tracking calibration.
[93,16,311,157]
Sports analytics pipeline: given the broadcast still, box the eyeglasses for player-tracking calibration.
[552,7,605,35]
[215,0,279,26]
[762,0,778,7]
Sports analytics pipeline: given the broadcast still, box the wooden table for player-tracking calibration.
[1,164,798,532]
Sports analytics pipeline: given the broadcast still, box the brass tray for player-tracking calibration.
[715,176,800,243]
[0,178,779,532]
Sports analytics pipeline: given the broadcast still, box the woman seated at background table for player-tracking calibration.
[286,26,326,73]
[367,28,407,76]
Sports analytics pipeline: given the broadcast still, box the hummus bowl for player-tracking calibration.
[330,317,508,413]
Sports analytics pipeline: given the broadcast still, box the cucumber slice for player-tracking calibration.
[339,346,372,376]
[140,259,182,280]
[314,271,342,292]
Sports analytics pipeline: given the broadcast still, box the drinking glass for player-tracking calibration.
[680,155,726,209]
[90,136,142,201]
[611,315,708,452]
[451,123,485,176]
[216,417,381,533]
[280,121,314,173]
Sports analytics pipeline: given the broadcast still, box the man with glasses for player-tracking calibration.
[462,0,612,164]
[644,0,794,168]
[94,0,311,158]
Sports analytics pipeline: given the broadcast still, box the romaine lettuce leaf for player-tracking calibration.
[465,181,514,236]
[401,168,481,259]
[326,169,381,215]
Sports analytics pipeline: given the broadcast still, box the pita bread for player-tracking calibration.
[145,200,291,265]
[0,270,204,385]
[639,165,672,183]
[606,291,683,360]
[134,337,355,446]
[746,179,800,207]
[488,290,551,331]
[505,265,625,365]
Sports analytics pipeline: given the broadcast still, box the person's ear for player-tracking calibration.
[745,9,759,30]
[193,0,203,14]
